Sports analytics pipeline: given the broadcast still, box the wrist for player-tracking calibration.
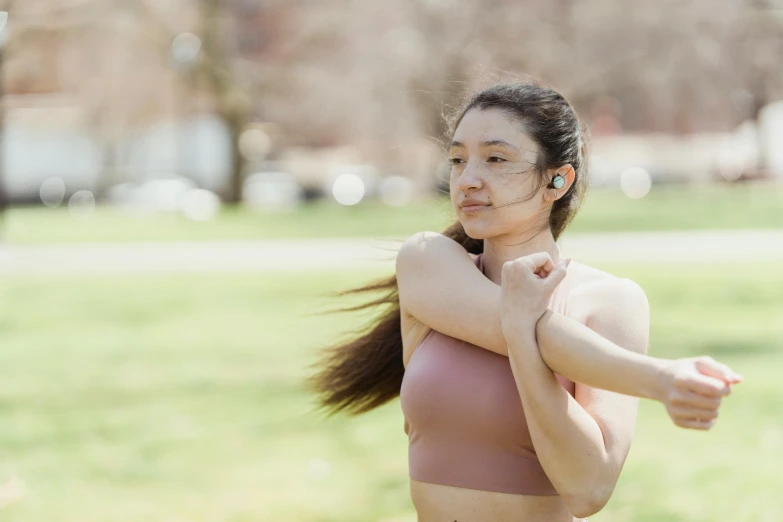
[501,319,537,345]
[503,325,538,351]
[645,357,672,401]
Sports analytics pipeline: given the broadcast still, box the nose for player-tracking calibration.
[456,162,483,192]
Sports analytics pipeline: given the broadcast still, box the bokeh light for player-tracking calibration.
[68,190,96,220]
[332,173,365,206]
[171,32,201,65]
[239,128,271,162]
[178,188,220,221]
[141,178,196,212]
[620,167,652,199]
[717,148,746,181]
[39,177,66,208]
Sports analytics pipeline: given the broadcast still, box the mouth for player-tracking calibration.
[460,204,491,213]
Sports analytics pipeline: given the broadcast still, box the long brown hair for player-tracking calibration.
[305,80,590,417]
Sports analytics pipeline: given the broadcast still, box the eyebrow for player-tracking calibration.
[449,139,520,152]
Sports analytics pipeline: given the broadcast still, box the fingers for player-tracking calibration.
[669,390,722,410]
[675,418,717,431]
[666,358,741,431]
[542,263,568,291]
[668,390,723,430]
[519,252,554,272]
[694,356,744,384]
[507,253,573,277]
[503,253,570,289]
[671,406,719,421]
[681,372,732,397]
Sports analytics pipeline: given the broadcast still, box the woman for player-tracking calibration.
[307,82,742,522]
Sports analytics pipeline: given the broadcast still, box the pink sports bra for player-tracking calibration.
[400,252,576,495]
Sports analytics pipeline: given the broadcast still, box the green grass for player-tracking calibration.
[0,262,781,521]
[571,181,783,233]
[2,181,782,244]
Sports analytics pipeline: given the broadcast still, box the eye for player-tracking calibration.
[487,156,506,163]
[448,157,464,165]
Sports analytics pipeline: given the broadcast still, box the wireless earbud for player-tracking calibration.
[551,175,565,189]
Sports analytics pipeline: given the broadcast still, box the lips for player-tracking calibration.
[459,199,489,208]
[460,204,490,213]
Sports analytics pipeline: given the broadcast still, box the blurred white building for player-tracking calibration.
[3,94,782,203]
[2,94,233,202]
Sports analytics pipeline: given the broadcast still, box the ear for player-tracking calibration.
[544,164,575,202]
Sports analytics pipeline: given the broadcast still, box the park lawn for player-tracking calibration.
[0,261,781,521]
[2,182,782,244]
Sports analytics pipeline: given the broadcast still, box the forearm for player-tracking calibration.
[506,332,612,511]
[536,309,665,400]
[447,280,666,399]
[488,305,665,400]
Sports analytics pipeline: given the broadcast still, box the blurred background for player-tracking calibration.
[0,0,781,521]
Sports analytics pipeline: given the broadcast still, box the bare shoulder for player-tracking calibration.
[567,261,649,322]
[397,231,458,279]
[396,230,451,259]
[565,261,650,358]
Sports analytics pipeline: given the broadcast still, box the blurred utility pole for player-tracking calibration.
[0,5,9,242]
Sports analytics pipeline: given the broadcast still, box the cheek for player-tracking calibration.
[448,174,461,198]
[497,175,542,200]
[484,177,524,204]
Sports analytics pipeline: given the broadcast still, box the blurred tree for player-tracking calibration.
[739,0,783,172]
[128,0,251,202]
[3,0,783,198]
[195,0,251,203]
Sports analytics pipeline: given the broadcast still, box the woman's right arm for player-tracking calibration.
[396,231,507,353]
[396,231,742,405]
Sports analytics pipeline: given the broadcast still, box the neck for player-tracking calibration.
[481,226,561,285]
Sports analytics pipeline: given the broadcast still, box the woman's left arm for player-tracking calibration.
[501,261,647,518]
[397,232,739,426]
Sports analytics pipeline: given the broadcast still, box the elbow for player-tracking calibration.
[563,486,613,519]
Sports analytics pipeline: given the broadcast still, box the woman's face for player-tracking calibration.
[448,108,549,240]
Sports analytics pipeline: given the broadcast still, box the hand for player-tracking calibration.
[500,252,570,342]
[656,355,743,430]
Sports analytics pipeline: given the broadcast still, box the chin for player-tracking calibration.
[458,220,494,240]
